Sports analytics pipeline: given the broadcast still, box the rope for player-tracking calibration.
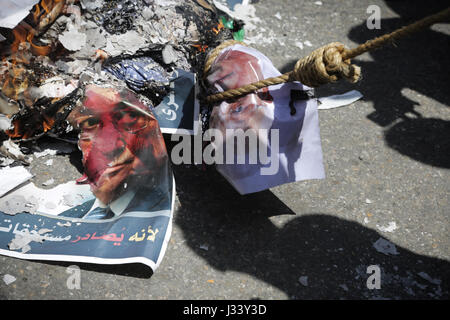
[204,7,450,104]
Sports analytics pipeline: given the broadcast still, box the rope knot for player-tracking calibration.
[292,42,361,87]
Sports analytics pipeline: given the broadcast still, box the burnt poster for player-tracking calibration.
[153,69,200,135]
[102,56,200,135]
[0,86,174,270]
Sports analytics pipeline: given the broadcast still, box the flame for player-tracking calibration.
[6,119,25,139]
[1,25,31,101]
[41,0,52,14]
[42,114,55,132]
[2,0,67,139]
[191,44,208,52]
[212,20,225,35]
[5,113,56,139]
[29,1,54,56]
[9,3,54,58]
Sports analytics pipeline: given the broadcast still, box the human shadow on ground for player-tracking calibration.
[347,1,450,168]
[281,1,450,168]
[172,164,449,299]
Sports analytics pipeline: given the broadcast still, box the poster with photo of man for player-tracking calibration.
[205,44,325,194]
[0,85,174,271]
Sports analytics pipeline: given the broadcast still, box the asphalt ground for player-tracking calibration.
[0,0,449,302]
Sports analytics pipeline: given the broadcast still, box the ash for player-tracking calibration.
[0,0,236,147]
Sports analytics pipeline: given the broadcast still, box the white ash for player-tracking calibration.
[42,178,55,186]
[0,157,14,167]
[38,77,78,99]
[80,0,105,11]
[2,274,16,286]
[0,114,12,131]
[1,0,230,152]
[0,140,31,165]
[104,30,148,56]
[45,201,57,209]
[61,193,86,207]
[58,26,87,51]
[417,272,441,286]
[376,221,398,233]
[0,195,27,215]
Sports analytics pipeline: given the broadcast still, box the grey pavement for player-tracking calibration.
[0,0,449,300]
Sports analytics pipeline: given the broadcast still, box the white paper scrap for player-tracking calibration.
[318,90,363,110]
[0,0,40,29]
[376,221,398,233]
[0,166,33,197]
[0,114,12,131]
[2,274,16,285]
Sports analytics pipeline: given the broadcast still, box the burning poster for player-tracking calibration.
[102,55,200,135]
[0,0,232,140]
[205,43,325,194]
[0,86,174,270]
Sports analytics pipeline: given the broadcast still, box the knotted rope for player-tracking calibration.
[204,7,450,104]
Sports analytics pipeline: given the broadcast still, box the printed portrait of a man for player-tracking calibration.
[204,44,325,195]
[59,85,172,220]
[207,48,275,179]
[207,49,274,138]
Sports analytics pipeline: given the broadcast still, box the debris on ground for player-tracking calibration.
[298,275,308,287]
[317,90,363,110]
[8,227,54,253]
[2,273,17,285]
[373,237,400,256]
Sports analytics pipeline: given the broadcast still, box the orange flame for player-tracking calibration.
[2,0,67,139]
[191,44,208,52]
[42,114,56,132]
[212,20,225,35]
[6,119,24,139]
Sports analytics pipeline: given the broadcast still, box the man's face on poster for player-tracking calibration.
[207,49,274,135]
[70,85,167,205]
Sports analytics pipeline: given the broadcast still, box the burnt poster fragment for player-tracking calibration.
[0,0,237,269]
[0,86,174,270]
[153,69,199,135]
